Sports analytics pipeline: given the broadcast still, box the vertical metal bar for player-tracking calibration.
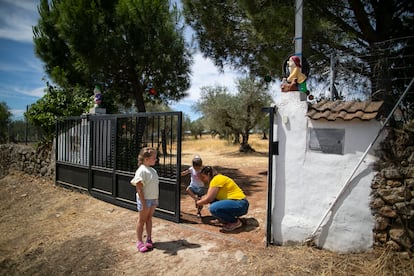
[55,117,59,185]
[262,107,276,246]
[157,115,161,165]
[61,120,65,162]
[83,117,87,165]
[25,105,28,145]
[97,119,100,166]
[99,119,102,166]
[107,119,110,167]
[113,117,117,196]
[169,115,173,175]
[70,119,73,162]
[176,112,182,221]
[97,120,101,167]
[88,115,93,191]
[64,120,68,163]
[87,117,90,165]
[104,119,107,166]
[133,116,137,172]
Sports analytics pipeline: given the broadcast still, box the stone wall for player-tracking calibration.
[371,121,414,253]
[0,143,54,180]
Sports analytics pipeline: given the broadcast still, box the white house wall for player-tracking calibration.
[272,92,382,252]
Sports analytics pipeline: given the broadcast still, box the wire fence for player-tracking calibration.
[310,35,414,122]
[6,119,45,144]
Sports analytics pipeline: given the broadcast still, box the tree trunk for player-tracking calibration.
[233,132,240,144]
[239,132,255,152]
[132,81,147,152]
[133,83,146,113]
[370,45,395,124]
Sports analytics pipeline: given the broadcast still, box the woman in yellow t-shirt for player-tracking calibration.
[196,166,249,232]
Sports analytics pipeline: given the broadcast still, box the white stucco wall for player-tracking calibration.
[271,92,382,252]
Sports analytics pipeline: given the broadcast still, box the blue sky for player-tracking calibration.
[0,0,242,121]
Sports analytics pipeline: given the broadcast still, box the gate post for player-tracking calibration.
[262,106,277,246]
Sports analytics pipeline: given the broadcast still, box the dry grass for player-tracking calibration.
[182,133,268,152]
[243,245,413,275]
[181,134,268,167]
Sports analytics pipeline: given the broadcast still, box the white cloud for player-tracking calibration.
[18,86,46,98]
[170,52,243,119]
[0,59,42,74]
[1,0,37,11]
[185,52,241,101]
[0,0,39,43]
[0,61,28,73]
[0,84,45,99]
[10,109,26,120]
[24,57,44,74]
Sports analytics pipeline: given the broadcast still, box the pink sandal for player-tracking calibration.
[137,241,148,253]
[145,238,153,249]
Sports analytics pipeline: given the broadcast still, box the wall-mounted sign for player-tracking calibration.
[308,128,345,155]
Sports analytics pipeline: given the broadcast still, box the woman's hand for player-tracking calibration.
[197,187,219,206]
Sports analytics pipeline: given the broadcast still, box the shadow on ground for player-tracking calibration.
[154,239,201,255]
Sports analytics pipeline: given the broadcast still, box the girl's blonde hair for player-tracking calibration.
[137,147,157,166]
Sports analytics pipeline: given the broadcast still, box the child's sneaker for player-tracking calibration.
[137,241,148,253]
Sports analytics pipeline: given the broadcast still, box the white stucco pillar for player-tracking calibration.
[271,91,378,252]
[272,92,309,244]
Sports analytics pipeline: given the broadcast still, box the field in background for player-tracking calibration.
[181,134,268,168]
[179,133,269,246]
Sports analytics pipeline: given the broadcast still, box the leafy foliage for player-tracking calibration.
[33,0,192,113]
[195,77,273,152]
[183,115,205,139]
[183,0,414,119]
[0,102,12,143]
[189,118,205,139]
[25,84,92,142]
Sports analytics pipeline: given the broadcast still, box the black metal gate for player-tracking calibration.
[55,112,182,222]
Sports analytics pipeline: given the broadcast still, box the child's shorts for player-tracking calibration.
[136,197,158,212]
[188,186,207,197]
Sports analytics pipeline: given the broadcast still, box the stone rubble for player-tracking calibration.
[371,122,414,253]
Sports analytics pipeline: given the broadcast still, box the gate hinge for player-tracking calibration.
[271,141,279,155]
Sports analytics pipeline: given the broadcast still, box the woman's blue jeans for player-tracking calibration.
[209,198,249,223]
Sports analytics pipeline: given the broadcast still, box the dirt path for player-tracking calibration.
[1,159,272,276]
[1,150,412,274]
[179,154,268,247]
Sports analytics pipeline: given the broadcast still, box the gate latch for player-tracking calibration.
[271,141,279,155]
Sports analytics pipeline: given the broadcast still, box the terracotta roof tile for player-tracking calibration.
[306,100,384,121]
